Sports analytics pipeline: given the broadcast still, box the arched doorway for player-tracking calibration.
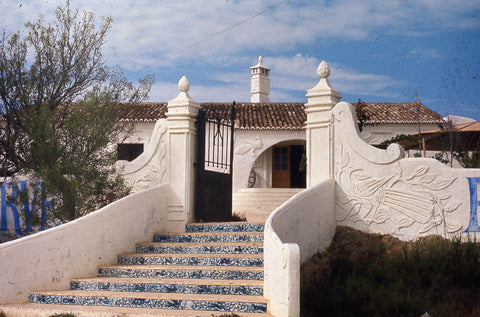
[249,140,306,189]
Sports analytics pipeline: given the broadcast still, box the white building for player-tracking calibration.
[117,57,443,191]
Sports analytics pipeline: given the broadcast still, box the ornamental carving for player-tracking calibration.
[235,137,263,156]
[122,120,168,193]
[335,139,463,237]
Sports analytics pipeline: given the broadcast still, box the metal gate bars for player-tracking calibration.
[195,102,235,222]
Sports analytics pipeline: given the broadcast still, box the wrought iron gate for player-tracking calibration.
[195,102,235,222]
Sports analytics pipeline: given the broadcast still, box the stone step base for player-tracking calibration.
[97,264,264,280]
[118,252,264,267]
[0,303,273,317]
[71,277,263,295]
[28,290,268,313]
[233,188,303,222]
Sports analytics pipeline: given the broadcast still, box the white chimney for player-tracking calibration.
[250,56,270,103]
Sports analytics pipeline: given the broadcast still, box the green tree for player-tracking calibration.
[0,2,153,221]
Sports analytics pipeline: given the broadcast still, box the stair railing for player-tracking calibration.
[264,178,336,317]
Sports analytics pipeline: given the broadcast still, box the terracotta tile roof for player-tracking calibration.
[117,102,167,122]
[202,102,306,130]
[364,102,443,124]
[116,101,443,128]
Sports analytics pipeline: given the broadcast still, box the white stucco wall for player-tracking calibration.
[264,179,336,317]
[122,121,157,144]
[0,184,171,304]
[233,129,305,192]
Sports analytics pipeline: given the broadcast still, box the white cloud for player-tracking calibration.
[2,0,479,72]
[409,48,443,62]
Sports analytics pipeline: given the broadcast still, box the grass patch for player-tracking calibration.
[301,226,480,317]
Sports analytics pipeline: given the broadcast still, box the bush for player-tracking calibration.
[301,227,480,317]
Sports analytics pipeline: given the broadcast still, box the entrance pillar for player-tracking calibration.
[305,61,341,187]
[166,76,200,231]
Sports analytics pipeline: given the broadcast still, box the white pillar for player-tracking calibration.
[305,61,341,187]
[166,76,200,231]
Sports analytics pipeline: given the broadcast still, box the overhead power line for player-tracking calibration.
[164,0,288,59]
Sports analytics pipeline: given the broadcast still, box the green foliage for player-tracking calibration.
[301,230,480,316]
[452,139,480,168]
[378,134,419,150]
[0,2,153,221]
[353,99,372,132]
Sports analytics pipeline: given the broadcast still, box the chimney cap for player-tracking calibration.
[250,56,270,70]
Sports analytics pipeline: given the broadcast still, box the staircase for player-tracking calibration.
[233,188,303,222]
[1,222,271,317]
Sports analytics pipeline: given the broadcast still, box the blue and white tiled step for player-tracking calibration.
[136,242,263,254]
[185,223,264,233]
[97,264,264,280]
[27,222,269,315]
[70,277,264,295]
[29,291,268,313]
[118,252,263,267]
[153,231,264,243]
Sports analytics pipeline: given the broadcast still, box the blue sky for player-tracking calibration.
[1,0,480,119]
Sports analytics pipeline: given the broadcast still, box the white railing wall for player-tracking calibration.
[264,178,336,317]
[0,184,171,304]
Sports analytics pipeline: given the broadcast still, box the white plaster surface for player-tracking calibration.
[264,179,336,317]
[0,184,171,304]
[122,121,156,145]
[118,119,168,193]
[233,129,305,192]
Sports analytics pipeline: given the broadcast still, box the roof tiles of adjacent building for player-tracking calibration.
[116,101,443,128]
[365,102,443,124]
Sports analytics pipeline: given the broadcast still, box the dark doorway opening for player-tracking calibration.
[272,144,306,188]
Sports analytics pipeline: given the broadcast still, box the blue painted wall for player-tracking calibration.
[0,180,54,236]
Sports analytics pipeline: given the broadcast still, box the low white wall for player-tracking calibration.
[118,119,169,193]
[264,179,336,317]
[0,184,170,304]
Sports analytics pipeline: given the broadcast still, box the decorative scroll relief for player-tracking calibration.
[334,139,462,238]
[332,103,463,238]
[332,102,404,165]
[120,120,168,193]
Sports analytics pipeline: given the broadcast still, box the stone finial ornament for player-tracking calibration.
[317,61,330,79]
[306,59,341,106]
[258,56,263,64]
[178,76,190,92]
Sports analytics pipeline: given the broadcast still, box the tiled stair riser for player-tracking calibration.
[97,268,264,280]
[153,233,263,243]
[28,294,267,313]
[135,244,263,254]
[185,223,264,233]
[118,255,263,267]
[70,281,263,295]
